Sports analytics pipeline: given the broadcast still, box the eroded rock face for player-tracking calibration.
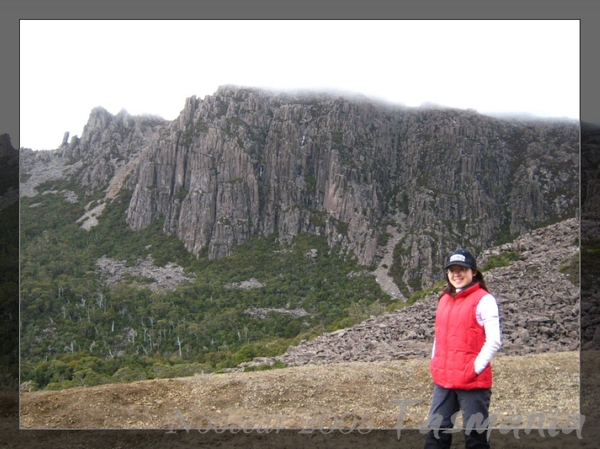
[20,86,579,294]
[236,218,579,370]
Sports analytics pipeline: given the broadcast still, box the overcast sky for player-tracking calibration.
[20,20,579,151]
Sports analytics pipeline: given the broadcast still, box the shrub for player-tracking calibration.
[480,251,521,271]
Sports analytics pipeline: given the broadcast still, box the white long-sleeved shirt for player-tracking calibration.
[431,292,502,375]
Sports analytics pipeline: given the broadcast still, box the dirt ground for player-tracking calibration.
[6,351,599,447]
[19,351,580,430]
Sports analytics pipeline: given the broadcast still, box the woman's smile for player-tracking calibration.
[447,265,475,289]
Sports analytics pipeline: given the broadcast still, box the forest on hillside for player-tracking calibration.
[20,180,403,390]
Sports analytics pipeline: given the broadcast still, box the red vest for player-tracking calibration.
[430,282,493,390]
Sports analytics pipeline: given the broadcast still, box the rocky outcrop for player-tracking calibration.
[21,108,166,201]
[95,255,195,293]
[243,307,310,319]
[19,86,579,294]
[236,218,579,370]
[224,278,266,290]
[19,148,82,198]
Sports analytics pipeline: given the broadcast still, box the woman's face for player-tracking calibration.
[447,265,476,290]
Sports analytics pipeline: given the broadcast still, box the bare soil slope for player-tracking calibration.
[21,351,579,430]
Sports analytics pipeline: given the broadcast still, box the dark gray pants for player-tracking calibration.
[423,385,492,449]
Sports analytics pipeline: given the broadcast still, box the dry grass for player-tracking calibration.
[20,351,579,431]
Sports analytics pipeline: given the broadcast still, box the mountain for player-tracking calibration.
[19,86,580,390]
[21,85,579,297]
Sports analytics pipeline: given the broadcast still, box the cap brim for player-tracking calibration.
[445,261,474,270]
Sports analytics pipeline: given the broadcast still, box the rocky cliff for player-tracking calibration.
[20,86,579,295]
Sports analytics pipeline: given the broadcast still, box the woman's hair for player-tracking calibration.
[439,269,489,299]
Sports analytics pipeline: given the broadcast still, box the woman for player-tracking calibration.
[424,249,502,449]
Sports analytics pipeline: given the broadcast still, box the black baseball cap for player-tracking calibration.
[444,248,477,270]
